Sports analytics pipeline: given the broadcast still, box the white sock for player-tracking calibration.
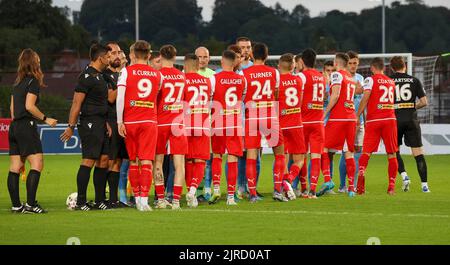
[421,182,428,188]
[401,172,408,181]
[135,196,141,205]
[204,187,212,195]
[172,199,179,205]
[141,197,148,206]
[189,187,197,195]
[214,185,220,194]
[227,194,234,200]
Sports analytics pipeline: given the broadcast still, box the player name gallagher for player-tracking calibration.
[220,79,242,85]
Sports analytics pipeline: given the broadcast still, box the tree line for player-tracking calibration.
[1,0,449,71]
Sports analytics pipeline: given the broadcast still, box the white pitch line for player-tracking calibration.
[1,208,448,219]
[184,208,450,219]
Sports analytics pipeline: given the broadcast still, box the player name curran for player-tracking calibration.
[132,70,158,77]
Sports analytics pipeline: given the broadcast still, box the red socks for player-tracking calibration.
[357,153,370,193]
[193,161,206,188]
[227,162,238,196]
[212,157,222,188]
[345,158,356,192]
[310,158,321,192]
[155,183,165,200]
[185,162,193,191]
[300,157,308,191]
[246,159,257,196]
[173,185,182,202]
[140,164,153,197]
[274,155,285,193]
[128,164,140,196]
[388,157,398,189]
[321,153,331,183]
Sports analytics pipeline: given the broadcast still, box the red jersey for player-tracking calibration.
[212,71,247,133]
[157,67,186,126]
[299,69,326,123]
[363,74,396,122]
[117,64,162,124]
[278,73,304,129]
[242,65,280,120]
[328,70,357,121]
[184,72,212,135]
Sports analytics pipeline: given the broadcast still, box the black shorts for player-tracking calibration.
[9,118,42,157]
[397,119,423,148]
[78,117,109,160]
[108,121,129,160]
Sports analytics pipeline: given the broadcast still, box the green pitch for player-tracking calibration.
[0,154,449,245]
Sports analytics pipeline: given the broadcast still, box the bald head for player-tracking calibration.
[195,46,210,70]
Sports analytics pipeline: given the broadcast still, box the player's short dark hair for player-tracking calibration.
[227,44,242,55]
[160,44,177,60]
[371,57,385,71]
[294,53,302,62]
[222,50,237,61]
[236,36,251,43]
[149,51,160,61]
[252,42,268,61]
[301,48,317,68]
[324,60,334,67]
[184,53,198,62]
[335,52,350,66]
[279,53,295,70]
[347,50,359,60]
[89,43,111,61]
[132,40,151,59]
[390,56,406,72]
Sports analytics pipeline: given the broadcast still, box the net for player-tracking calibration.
[176,53,439,124]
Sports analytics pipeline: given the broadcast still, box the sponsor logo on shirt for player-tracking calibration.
[130,100,154,108]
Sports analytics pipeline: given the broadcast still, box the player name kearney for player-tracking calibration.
[132,70,158,77]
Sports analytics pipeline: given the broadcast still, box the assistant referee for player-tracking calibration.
[8,48,57,214]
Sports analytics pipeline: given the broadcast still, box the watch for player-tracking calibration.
[42,115,47,121]
[68,124,76,130]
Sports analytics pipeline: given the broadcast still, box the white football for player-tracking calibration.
[66,192,78,210]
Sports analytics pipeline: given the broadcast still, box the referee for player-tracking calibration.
[8,49,57,214]
[60,43,112,210]
[390,56,430,193]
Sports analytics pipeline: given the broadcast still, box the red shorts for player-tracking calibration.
[282,127,306,154]
[187,135,210,160]
[211,135,244,157]
[124,122,157,161]
[363,119,398,154]
[244,118,283,149]
[156,125,188,155]
[325,121,357,152]
[303,122,325,154]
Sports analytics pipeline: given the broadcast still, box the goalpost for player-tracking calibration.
[176,53,439,124]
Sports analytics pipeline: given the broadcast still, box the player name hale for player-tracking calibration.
[186,78,208,85]
[282,79,298,86]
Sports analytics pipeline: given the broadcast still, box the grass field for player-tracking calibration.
[0,154,449,245]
